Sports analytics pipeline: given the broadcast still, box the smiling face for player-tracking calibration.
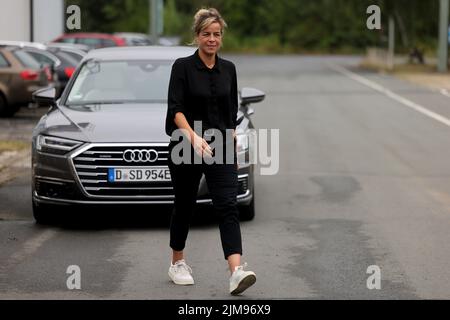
[196,22,222,57]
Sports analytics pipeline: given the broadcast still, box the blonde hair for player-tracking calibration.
[191,8,227,44]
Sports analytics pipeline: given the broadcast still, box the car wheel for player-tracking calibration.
[32,201,55,225]
[0,94,20,117]
[239,188,255,221]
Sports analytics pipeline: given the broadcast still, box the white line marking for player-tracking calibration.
[329,64,450,128]
[440,88,450,98]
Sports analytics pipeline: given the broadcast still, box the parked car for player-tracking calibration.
[0,40,47,50]
[4,44,83,96]
[114,32,153,46]
[45,42,90,54]
[158,36,181,46]
[52,33,127,50]
[0,46,51,117]
[46,45,86,63]
[0,41,69,95]
[31,46,265,224]
[45,46,85,92]
[17,47,64,94]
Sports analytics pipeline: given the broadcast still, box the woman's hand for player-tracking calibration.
[192,133,213,158]
[173,113,213,158]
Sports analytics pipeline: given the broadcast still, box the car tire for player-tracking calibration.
[32,201,55,225]
[0,94,20,117]
[239,188,255,221]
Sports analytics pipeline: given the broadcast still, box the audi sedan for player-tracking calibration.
[31,46,265,224]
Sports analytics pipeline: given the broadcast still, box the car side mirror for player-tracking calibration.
[239,87,265,107]
[33,87,56,107]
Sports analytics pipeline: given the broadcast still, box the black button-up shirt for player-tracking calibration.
[165,49,238,138]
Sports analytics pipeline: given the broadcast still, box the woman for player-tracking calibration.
[165,8,256,295]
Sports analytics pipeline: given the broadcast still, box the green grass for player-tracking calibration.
[0,140,29,153]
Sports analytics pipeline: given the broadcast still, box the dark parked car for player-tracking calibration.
[46,47,84,90]
[0,46,51,116]
[48,46,87,65]
[46,44,87,62]
[31,46,264,224]
[21,47,80,96]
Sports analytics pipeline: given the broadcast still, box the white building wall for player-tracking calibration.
[33,0,64,43]
[0,0,63,42]
[0,0,31,41]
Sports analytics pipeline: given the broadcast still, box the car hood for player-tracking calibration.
[41,103,170,143]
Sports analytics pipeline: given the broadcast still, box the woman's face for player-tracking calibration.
[197,22,222,56]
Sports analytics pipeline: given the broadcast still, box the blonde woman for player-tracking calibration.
[165,8,256,295]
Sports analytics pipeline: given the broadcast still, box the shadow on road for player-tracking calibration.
[38,205,220,231]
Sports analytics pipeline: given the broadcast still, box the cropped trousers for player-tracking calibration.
[168,138,242,260]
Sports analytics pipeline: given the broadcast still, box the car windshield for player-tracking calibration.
[66,59,172,105]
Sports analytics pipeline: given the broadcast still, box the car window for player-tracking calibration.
[102,39,117,47]
[0,53,9,67]
[51,51,79,66]
[77,38,102,48]
[26,51,57,66]
[123,38,134,46]
[66,60,172,105]
[58,38,76,44]
[62,50,84,62]
[12,50,41,69]
[132,38,152,46]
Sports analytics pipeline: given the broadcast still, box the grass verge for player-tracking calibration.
[0,140,30,153]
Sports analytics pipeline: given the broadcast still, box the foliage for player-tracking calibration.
[64,0,443,53]
[65,0,149,33]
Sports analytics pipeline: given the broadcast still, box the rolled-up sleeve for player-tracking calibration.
[165,59,186,136]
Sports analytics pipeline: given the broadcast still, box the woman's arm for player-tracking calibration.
[174,112,212,157]
[231,64,238,167]
[168,60,212,157]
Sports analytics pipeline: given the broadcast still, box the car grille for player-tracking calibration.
[35,178,79,199]
[72,144,250,200]
[72,145,173,198]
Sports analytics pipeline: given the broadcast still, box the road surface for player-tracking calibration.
[1,55,450,299]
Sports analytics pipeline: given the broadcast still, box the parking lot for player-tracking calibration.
[2,54,450,299]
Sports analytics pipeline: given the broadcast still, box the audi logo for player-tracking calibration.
[123,149,159,163]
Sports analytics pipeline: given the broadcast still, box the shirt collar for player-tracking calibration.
[193,48,222,72]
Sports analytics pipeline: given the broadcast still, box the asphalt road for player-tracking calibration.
[1,54,450,299]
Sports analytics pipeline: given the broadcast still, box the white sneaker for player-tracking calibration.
[229,262,256,295]
[168,259,194,285]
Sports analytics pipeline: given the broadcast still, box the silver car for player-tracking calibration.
[31,46,265,224]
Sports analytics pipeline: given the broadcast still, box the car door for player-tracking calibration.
[0,51,11,87]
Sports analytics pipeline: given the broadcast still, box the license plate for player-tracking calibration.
[108,167,171,182]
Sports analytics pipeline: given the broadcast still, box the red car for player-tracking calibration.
[51,33,126,50]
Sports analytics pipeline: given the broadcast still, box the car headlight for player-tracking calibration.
[36,135,83,155]
[236,134,249,153]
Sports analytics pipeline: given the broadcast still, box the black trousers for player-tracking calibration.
[168,139,242,260]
